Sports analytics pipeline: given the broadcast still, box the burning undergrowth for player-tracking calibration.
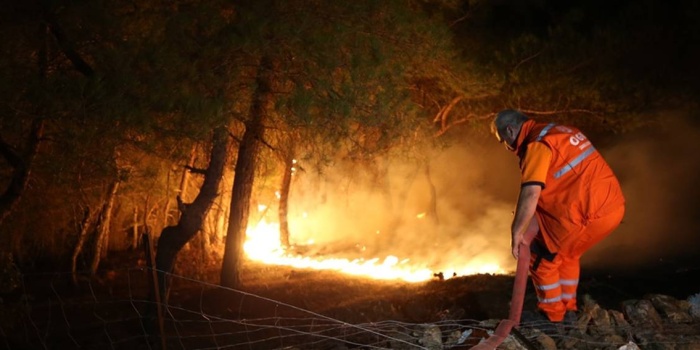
[240,139,518,282]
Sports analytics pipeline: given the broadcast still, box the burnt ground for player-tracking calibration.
[1,250,699,349]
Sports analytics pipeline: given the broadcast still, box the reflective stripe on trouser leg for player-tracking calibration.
[560,277,579,311]
[530,250,566,322]
[558,206,625,312]
[558,253,580,311]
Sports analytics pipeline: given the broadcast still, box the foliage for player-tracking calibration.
[0,0,238,262]
[0,0,697,269]
[447,0,700,132]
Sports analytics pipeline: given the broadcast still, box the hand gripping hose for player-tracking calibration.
[469,228,537,350]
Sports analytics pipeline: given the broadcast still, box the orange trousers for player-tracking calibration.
[528,205,625,322]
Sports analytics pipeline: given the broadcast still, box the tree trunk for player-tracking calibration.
[220,56,273,289]
[278,150,294,248]
[0,119,44,228]
[161,168,173,230]
[131,205,139,250]
[1,24,48,229]
[101,181,120,258]
[155,127,229,302]
[424,163,439,225]
[215,186,228,243]
[90,179,121,276]
[71,206,99,285]
[179,145,198,202]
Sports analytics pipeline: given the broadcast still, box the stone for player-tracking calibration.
[617,341,641,350]
[633,332,677,350]
[590,304,615,336]
[444,329,472,346]
[608,309,633,340]
[687,293,700,320]
[648,294,694,324]
[623,299,664,331]
[417,324,442,350]
[500,335,529,350]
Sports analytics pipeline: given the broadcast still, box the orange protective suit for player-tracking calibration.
[513,120,625,321]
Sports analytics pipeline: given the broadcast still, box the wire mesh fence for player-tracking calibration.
[1,267,699,350]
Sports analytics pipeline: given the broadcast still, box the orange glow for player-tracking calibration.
[244,218,507,283]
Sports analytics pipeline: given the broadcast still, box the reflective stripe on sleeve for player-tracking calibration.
[554,147,596,179]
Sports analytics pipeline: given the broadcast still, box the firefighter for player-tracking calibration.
[491,109,625,323]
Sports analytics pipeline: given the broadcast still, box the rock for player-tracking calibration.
[557,335,581,349]
[688,293,700,320]
[574,312,593,333]
[444,329,472,346]
[617,341,641,350]
[633,333,678,350]
[609,310,633,338]
[591,305,615,335]
[601,334,626,347]
[648,294,694,323]
[391,293,700,350]
[534,332,557,350]
[417,324,442,350]
[478,319,500,328]
[623,299,664,331]
[388,326,418,349]
[581,294,617,336]
[500,334,530,350]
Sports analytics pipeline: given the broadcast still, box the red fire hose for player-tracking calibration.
[468,228,537,350]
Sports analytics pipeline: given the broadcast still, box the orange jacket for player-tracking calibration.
[513,120,625,253]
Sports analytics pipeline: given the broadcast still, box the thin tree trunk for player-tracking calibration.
[221,56,272,289]
[0,119,44,228]
[215,185,228,243]
[179,145,198,253]
[424,163,439,225]
[278,150,294,248]
[132,205,139,250]
[0,22,48,227]
[155,127,229,302]
[101,181,120,258]
[71,206,99,285]
[179,145,198,202]
[90,179,121,275]
[162,168,173,229]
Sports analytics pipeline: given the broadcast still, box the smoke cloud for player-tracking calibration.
[586,111,700,271]
[285,111,700,276]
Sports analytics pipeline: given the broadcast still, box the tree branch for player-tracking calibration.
[518,108,599,116]
[183,165,207,175]
[43,13,95,77]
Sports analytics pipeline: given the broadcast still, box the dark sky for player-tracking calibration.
[455,0,700,95]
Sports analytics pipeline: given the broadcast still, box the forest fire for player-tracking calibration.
[243,218,508,283]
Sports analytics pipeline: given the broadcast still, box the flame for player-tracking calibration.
[244,218,508,283]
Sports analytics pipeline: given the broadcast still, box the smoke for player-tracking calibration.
[285,110,700,276]
[287,131,521,275]
[585,111,700,270]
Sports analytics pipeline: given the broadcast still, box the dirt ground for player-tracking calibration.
[231,257,700,323]
[2,250,699,349]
